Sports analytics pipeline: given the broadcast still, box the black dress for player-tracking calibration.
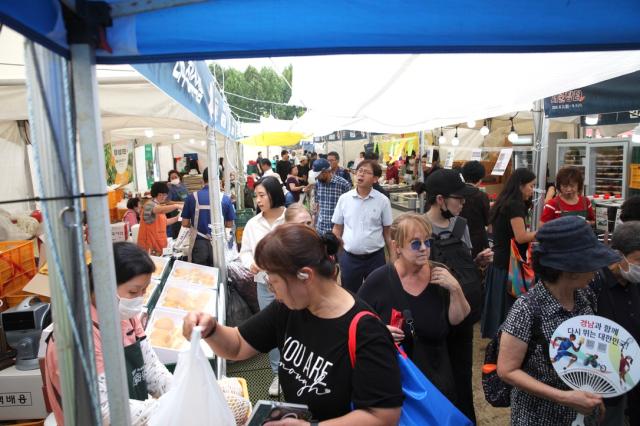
[358,263,457,403]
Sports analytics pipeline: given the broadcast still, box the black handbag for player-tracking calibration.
[481,292,544,407]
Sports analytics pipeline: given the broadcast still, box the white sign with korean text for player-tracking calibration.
[491,148,513,176]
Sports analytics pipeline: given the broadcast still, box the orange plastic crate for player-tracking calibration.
[0,240,37,297]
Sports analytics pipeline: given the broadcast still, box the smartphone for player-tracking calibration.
[247,400,313,426]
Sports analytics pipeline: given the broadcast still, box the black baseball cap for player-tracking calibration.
[424,169,478,198]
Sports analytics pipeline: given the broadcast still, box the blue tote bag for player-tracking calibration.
[348,311,472,426]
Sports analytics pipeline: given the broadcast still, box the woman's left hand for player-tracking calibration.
[430,267,461,292]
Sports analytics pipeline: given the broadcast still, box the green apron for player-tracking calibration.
[123,320,149,401]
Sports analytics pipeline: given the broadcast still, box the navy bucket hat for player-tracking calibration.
[534,216,620,272]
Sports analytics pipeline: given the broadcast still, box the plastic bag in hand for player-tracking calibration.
[149,327,235,426]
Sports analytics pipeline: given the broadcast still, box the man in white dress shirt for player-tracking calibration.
[332,160,393,293]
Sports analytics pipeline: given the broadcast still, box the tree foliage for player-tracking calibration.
[209,63,305,122]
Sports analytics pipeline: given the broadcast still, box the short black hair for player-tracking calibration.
[113,242,155,285]
[150,181,169,197]
[167,169,180,180]
[255,176,285,208]
[281,150,289,156]
[620,196,640,222]
[202,167,209,183]
[461,160,486,184]
[328,151,340,160]
[126,197,140,210]
[259,158,272,168]
[532,251,562,284]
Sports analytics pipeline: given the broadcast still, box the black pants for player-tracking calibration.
[192,238,213,266]
[338,249,386,293]
[446,318,476,423]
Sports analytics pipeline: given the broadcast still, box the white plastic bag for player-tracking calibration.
[149,327,235,426]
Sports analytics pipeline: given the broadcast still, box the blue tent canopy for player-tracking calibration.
[2,0,640,64]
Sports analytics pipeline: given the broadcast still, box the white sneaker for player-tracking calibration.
[268,375,280,397]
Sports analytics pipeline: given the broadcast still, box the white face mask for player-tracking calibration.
[118,296,144,320]
[620,256,640,283]
[170,178,180,185]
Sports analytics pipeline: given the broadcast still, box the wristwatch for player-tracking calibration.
[309,422,319,426]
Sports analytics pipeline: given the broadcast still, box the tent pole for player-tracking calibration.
[224,138,232,195]
[206,127,228,379]
[418,131,425,213]
[237,140,244,210]
[24,40,103,425]
[341,132,346,169]
[531,99,550,231]
[70,43,132,425]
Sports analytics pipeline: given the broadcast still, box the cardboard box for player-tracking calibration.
[0,366,48,420]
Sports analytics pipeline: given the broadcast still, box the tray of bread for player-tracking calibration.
[155,281,216,313]
[149,256,170,281]
[147,308,214,364]
[166,260,219,289]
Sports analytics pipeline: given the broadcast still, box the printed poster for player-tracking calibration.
[104,140,133,186]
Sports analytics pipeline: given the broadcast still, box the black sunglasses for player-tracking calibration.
[409,239,432,251]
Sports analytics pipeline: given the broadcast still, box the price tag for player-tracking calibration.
[491,148,513,176]
[471,149,482,162]
[444,150,455,169]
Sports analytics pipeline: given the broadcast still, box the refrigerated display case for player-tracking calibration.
[556,138,630,197]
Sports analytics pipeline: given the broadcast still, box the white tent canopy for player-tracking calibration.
[0,27,218,210]
[287,52,640,135]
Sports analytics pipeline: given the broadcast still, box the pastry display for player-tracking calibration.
[168,261,218,288]
[150,256,169,280]
[148,316,188,350]
[593,147,624,196]
[158,285,213,312]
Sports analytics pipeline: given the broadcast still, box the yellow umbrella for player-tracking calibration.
[239,131,308,147]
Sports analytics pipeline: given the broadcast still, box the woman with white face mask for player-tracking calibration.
[593,220,640,426]
[44,242,173,425]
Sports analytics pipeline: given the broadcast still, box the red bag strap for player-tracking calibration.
[348,310,379,368]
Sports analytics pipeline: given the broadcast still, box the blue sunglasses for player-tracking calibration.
[409,239,432,251]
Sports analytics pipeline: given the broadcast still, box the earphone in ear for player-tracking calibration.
[297,271,309,280]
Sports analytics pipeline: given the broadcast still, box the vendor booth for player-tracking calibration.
[2,0,640,424]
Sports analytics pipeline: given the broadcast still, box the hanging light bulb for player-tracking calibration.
[451,126,460,146]
[200,140,206,146]
[480,119,490,136]
[466,120,476,128]
[585,115,599,125]
[438,127,446,144]
[189,138,195,144]
[144,129,154,138]
[508,119,518,143]
[173,133,181,140]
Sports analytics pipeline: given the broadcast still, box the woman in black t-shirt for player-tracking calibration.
[481,168,538,338]
[358,212,470,404]
[183,224,403,424]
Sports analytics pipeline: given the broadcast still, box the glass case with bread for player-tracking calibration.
[556,138,630,197]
